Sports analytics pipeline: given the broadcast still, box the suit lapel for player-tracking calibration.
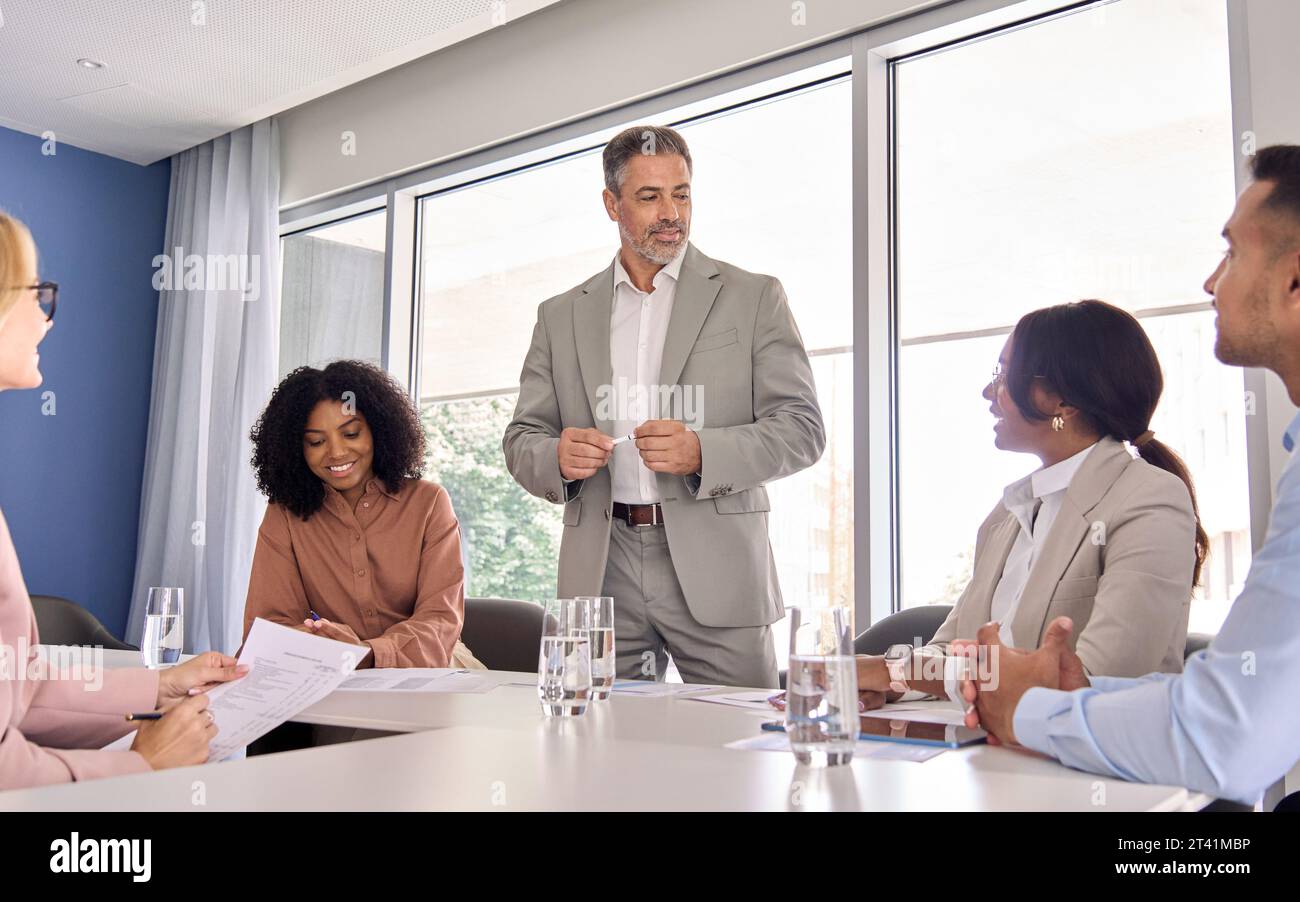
[1009,438,1133,647]
[573,263,616,432]
[657,244,721,392]
[960,513,1020,639]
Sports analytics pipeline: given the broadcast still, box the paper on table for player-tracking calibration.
[724,732,945,762]
[609,680,721,697]
[338,668,496,694]
[862,704,968,726]
[106,618,367,760]
[686,690,781,712]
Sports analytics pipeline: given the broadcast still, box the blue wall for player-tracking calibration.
[0,127,170,640]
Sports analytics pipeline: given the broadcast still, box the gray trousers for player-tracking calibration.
[601,518,779,689]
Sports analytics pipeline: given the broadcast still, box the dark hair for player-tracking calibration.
[1005,300,1208,587]
[602,125,693,194]
[1250,144,1300,229]
[249,360,426,519]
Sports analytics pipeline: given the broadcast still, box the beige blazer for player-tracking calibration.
[927,437,1195,677]
[503,243,825,628]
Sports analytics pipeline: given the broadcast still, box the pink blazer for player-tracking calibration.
[1,506,159,790]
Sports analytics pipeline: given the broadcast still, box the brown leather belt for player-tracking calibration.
[612,502,664,527]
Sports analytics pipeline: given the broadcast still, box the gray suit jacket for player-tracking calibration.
[503,243,825,628]
[927,437,1195,677]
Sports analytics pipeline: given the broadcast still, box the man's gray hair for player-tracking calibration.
[602,126,693,194]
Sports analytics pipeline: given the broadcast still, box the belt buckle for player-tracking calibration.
[641,504,661,528]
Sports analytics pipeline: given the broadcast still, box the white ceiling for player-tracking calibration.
[0,0,562,166]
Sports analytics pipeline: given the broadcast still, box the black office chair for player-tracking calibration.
[854,604,953,656]
[29,594,136,650]
[460,597,548,673]
[1184,632,1214,660]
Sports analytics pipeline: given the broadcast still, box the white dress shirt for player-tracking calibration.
[1013,412,1300,805]
[609,249,685,504]
[990,442,1099,646]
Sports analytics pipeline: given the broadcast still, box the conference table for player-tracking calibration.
[0,648,1212,812]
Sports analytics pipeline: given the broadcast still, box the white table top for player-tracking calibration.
[0,717,1204,812]
[8,650,1210,811]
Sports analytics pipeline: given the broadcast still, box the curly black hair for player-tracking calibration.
[249,360,426,519]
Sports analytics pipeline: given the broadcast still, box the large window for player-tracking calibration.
[417,70,854,661]
[893,0,1245,632]
[278,0,1262,651]
[280,209,387,376]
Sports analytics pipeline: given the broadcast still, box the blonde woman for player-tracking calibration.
[0,211,245,788]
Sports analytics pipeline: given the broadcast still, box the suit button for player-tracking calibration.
[545,490,558,502]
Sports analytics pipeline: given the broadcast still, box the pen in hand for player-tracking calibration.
[124,712,163,721]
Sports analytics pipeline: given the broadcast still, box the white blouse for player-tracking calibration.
[989,441,1099,646]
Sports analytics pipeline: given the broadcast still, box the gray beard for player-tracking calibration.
[619,220,687,265]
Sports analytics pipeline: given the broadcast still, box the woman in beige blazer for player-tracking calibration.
[0,211,245,788]
[858,300,1207,702]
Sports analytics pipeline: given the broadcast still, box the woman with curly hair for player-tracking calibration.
[243,360,481,669]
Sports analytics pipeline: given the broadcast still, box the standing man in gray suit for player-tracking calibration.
[503,125,825,688]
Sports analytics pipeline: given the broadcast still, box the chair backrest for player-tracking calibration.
[1184,632,1214,661]
[29,594,137,651]
[853,605,953,656]
[460,597,547,673]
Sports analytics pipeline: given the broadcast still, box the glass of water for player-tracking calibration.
[538,598,592,716]
[785,606,857,766]
[577,596,615,700]
[142,587,184,670]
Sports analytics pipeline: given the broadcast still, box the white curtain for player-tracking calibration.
[127,120,280,655]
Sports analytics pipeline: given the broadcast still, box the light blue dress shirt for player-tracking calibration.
[1014,410,1300,804]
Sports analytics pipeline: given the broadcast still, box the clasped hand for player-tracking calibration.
[558,420,701,480]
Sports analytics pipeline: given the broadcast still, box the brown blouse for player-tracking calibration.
[242,478,465,668]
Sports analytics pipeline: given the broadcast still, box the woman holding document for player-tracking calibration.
[0,211,245,789]
[856,300,1205,706]
[242,360,481,669]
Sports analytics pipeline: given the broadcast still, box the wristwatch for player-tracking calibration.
[883,644,914,694]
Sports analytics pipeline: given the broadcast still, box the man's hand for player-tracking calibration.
[634,420,701,477]
[558,427,614,480]
[955,616,1086,746]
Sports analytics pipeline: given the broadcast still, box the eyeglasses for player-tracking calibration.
[990,362,1006,390]
[7,282,58,322]
[991,362,1052,391]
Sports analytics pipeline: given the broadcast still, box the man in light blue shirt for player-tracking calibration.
[958,144,1300,806]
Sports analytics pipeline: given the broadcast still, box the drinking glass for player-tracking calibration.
[537,598,592,716]
[785,606,857,765]
[141,587,184,669]
[577,596,615,700]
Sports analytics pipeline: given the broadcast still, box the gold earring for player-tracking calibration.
[1051,414,1065,432]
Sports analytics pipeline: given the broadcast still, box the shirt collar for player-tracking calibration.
[613,246,686,294]
[370,477,402,500]
[323,476,402,504]
[1003,441,1099,512]
[1284,410,1300,453]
